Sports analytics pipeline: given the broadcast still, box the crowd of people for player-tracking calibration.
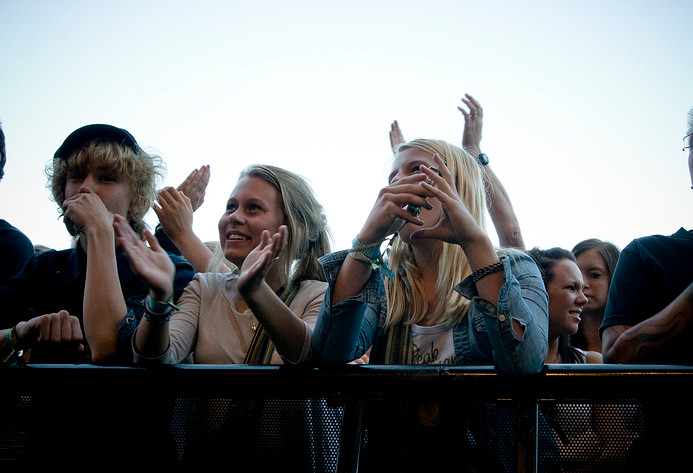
[1,97,692,471]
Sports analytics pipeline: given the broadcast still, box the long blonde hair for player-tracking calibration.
[385,138,488,328]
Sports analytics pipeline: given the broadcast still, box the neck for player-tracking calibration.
[546,337,561,364]
[410,240,441,276]
[409,244,442,326]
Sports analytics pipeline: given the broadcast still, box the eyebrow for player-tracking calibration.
[388,160,428,183]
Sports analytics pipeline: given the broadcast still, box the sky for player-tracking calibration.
[1,0,692,257]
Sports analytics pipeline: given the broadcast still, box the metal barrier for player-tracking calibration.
[2,364,692,472]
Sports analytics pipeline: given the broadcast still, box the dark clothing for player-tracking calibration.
[600,227,693,472]
[601,227,693,364]
[0,241,194,364]
[0,219,34,286]
[155,223,182,256]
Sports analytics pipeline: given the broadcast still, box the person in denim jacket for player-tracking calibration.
[309,137,549,472]
[311,138,548,373]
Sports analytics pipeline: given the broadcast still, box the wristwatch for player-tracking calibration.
[477,153,489,165]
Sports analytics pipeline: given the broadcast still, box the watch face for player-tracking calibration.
[477,153,489,165]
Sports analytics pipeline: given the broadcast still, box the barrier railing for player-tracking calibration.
[2,364,692,472]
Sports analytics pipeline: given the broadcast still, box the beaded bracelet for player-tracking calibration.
[348,236,395,278]
[144,295,180,325]
[470,261,504,283]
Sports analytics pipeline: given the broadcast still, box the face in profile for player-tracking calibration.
[217,176,286,267]
[547,259,588,339]
[575,249,611,313]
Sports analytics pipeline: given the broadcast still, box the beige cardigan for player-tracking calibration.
[134,272,327,364]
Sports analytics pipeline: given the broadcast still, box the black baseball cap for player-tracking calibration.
[53,124,142,160]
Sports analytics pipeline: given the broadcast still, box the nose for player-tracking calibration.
[226,208,245,225]
[78,174,96,193]
[577,290,588,307]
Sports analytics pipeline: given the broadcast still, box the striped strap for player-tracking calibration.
[243,285,300,365]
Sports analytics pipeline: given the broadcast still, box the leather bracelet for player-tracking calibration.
[471,261,503,283]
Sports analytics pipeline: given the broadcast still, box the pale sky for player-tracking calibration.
[1,0,692,257]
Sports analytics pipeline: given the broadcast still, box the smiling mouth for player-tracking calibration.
[226,232,251,241]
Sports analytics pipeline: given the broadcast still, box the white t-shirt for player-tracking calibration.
[411,323,456,364]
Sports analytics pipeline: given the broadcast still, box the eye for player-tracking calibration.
[67,172,85,181]
[247,203,263,213]
[589,272,602,279]
[225,202,237,212]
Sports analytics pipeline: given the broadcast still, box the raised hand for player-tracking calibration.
[177,165,210,211]
[62,192,113,237]
[389,120,406,154]
[410,154,486,248]
[154,186,195,242]
[357,173,432,245]
[237,226,288,296]
[459,93,483,156]
[113,214,175,301]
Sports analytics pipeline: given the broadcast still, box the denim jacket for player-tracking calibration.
[311,249,548,375]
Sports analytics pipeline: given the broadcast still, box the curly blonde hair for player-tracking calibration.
[48,139,165,236]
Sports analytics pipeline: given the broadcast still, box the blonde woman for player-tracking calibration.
[115,164,331,364]
[312,138,547,371]
[309,138,548,472]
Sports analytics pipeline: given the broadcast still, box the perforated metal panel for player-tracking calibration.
[538,401,643,473]
[170,397,343,471]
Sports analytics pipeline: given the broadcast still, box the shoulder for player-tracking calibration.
[584,349,603,364]
[624,228,693,252]
[0,219,32,243]
[498,248,541,277]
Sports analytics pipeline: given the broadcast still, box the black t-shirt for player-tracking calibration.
[601,227,693,363]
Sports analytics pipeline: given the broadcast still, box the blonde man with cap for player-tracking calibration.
[0,124,194,366]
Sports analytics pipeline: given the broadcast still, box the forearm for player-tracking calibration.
[472,253,549,375]
[133,321,171,358]
[483,166,524,249]
[603,282,693,363]
[332,256,374,304]
[170,231,222,273]
[83,235,128,363]
[463,234,505,306]
[243,283,309,363]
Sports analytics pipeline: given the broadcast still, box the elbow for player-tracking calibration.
[89,344,119,365]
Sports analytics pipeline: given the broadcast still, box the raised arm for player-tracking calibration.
[236,226,314,363]
[114,214,176,358]
[459,94,525,249]
[154,186,230,273]
[62,192,128,363]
